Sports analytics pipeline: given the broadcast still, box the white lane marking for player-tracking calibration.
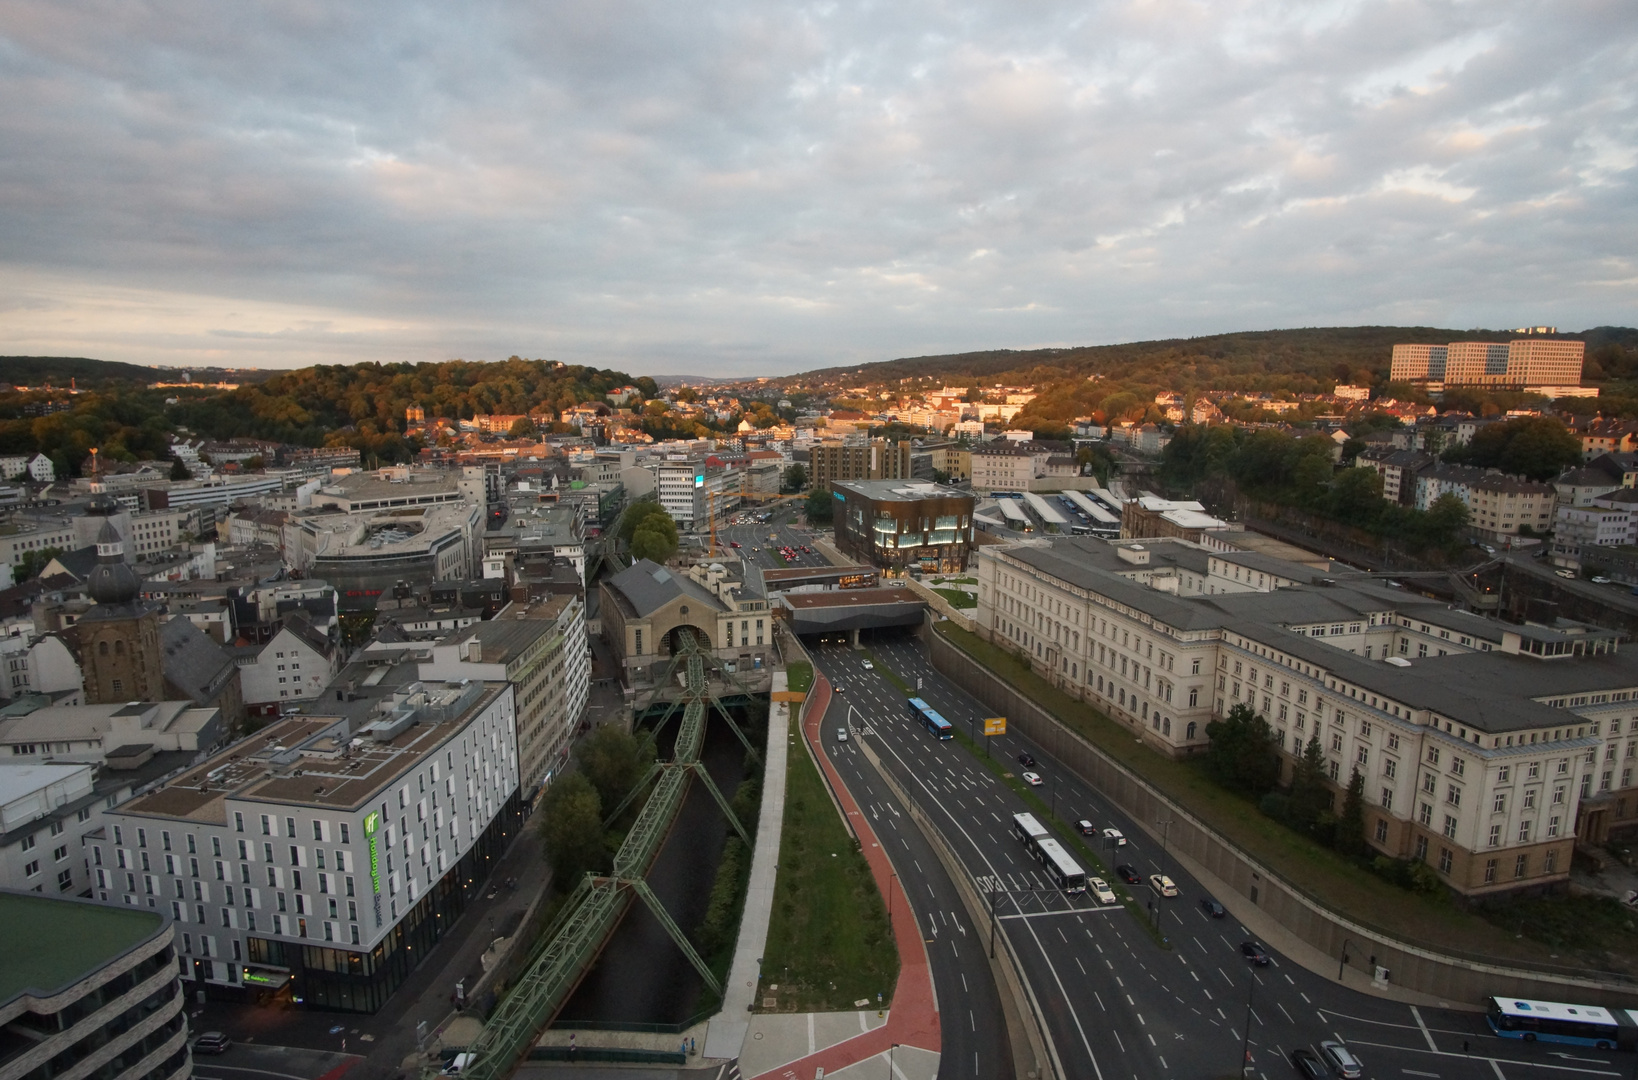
[1410,1006,1437,1052]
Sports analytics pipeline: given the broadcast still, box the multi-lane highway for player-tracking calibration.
[810,630,1635,1080]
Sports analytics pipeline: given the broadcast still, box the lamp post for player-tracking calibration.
[1156,817,1174,864]
[1339,938,1357,982]
[888,871,896,935]
[888,1042,899,1079]
[1239,966,1257,1077]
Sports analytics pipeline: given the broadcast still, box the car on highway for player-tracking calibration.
[1593,575,1613,584]
[833,683,845,693]
[862,659,873,670]
[729,541,741,548]
[1318,1041,1363,1078]
[192,1033,232,1055]
[1240,941,1271,966]
[1021,771,1043,786]
[1288,1047,1326,1080]
[1017,751,1037,767]
[836,728,848,742]
[1149,873,1179,897]
[1089,877,1117,904]
[1102,827,1126,847]
[1200,897,1226,918]
[1076,819,1096,835]
[1115,864,1142,885]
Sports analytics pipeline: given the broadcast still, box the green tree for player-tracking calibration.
[13,546,62,583]
[630,516,678,564]
[617,500,672,546]
[1202,703,1280,798]
[782,463,807,493]
[1445,416,1581,481]
[577,725,652,812]
[1288,735,1333,833]
[537,772,608,885]
[1336,768,1369,859]
[805,486,834,525]
[169,456,190,481]
[508,416,537,439]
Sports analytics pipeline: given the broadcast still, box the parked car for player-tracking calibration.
[1021,771,1043,786]
[1102,827,1127,847]
[192,1033,232,1055]
[1017,751,1037,767]
[1200,897,1226,918]
[1089,877,1117,904]
[1241,941,1271,966]
[1593,575,1613,584]
[1149,874,1179,897]
[1556,569,1576,578]
[1318,1041,1363,1078]
[1076,819,1097,835]
[1115,864,1142,885]
[1289,1048,1326,1080]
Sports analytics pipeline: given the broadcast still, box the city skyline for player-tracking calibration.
[1,0,1633,375]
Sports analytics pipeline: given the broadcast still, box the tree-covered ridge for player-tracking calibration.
[171,358,655,452]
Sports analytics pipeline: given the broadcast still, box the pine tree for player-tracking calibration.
[1336,768,1369,858]
[1287,735,1332,831]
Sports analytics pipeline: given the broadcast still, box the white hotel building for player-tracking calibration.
[975,536,1638,897]
[91,662,521,1012]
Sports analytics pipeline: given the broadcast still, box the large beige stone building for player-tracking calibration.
[974,535,1638,897]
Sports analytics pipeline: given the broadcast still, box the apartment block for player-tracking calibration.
[1390,339,1585,389]
[809,440,912,492]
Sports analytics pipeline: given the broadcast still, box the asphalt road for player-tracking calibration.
[811,630,1636,1080]
[719,516,832,571]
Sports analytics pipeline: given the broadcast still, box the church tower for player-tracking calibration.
[79,521,163,703]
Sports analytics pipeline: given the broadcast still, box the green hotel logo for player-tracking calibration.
[364,811,382,894]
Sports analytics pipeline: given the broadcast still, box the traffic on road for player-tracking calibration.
[809,629,1633,1080]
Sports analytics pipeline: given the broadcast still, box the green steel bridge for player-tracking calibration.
[460,628,761,1080]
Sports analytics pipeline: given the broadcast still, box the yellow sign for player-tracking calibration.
[771,691,807,703]
[983,717,1007,736]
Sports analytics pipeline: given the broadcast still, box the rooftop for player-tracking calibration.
[833,480,973,502]
[120,663,504,816]
[0,891,167,1004]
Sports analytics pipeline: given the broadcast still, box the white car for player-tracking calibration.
[1021,771,1043,787]
[1149,873,1179,897]
[836,728,848,743]
[1102,828,1127,847]
[1089,877,1117,905]
[862,659,874,670]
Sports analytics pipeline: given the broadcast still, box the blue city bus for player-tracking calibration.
[1486,997,1638,1050]
[907,697,954,740]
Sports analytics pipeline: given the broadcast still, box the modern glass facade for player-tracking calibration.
[832,482,975,573]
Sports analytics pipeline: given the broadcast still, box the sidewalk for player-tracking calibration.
[701,671,793,1060]
[742,671,941,1080]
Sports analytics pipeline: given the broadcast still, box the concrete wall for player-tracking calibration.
[922,625,1638,1006]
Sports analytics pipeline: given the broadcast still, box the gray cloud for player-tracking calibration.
[0,0,1633,373]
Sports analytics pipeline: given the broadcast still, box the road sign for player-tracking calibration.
[983,717,1007,736]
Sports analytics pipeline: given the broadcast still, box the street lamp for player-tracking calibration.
[888,1042,899,1080]
[1238,966,1257,1077]
[1339,938,1358,982]
[1156,817,1174,864]
[888,871,896,934]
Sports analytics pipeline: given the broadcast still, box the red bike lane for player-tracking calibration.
[748,671,940,1080]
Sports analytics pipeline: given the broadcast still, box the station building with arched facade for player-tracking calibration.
[600,558,772,686]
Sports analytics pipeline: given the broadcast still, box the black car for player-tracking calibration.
[1115,864,1142,885]
[1076,818,1097,836]
[193,1033,232,1055]
[1017,752,1037,768]
[1200,897,1226,918]
[1241,941,1271,966]
[833,683,845,694]
[1289,1048,1325,1080]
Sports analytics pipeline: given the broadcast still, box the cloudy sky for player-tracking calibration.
[0,0,1633,375]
